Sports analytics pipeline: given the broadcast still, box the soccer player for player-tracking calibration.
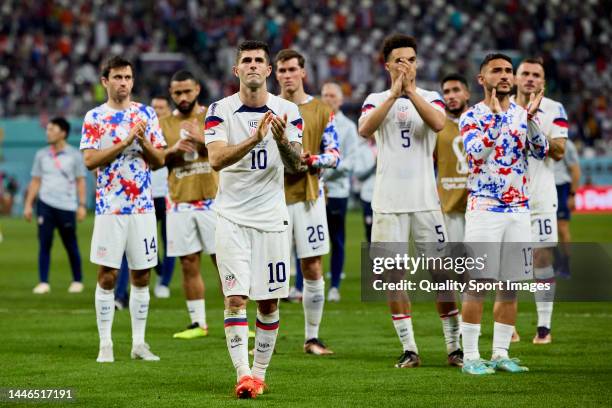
[81,56,166,363]
[459,53,548,375]
[275,49,340,355]
[205,40,304,398]
[321,81,358,302]
[358,34,454,369]
[514,58,568,344]
[162,70,217,339]
[433,73,472,365]
[24,117,86,294]
[554,138,580,278]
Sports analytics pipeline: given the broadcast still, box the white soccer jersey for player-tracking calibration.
[359,88,446,213]
[204,92,303,232]
[524,96,568,213]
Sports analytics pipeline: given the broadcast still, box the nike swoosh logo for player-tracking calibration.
[146,257,155,263]
[256,348,267,353]
[268,287,282,293]
[230,343,242,348]
[311,245,322,250]
[206,130,216,136]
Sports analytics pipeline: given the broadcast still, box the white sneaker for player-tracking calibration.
[68,281,84,293]
[328,287,341,302]
[131,343,160,361]
[96,344,114,363]
[154,283,170,299]
[33,282,50,294]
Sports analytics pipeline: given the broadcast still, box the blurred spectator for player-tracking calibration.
[0,171,18,215]
[0,1,610,153]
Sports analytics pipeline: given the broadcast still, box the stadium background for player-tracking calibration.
[0,1,611,406]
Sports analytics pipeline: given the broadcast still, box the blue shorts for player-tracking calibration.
[556,183,571,221]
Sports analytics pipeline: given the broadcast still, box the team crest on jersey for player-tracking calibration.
[396,105,410,124]
[224,273,237,289]
[248,119,259,136]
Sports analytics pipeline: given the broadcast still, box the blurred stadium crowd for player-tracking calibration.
[0,0,611,154]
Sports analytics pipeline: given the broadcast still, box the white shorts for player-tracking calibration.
[215,216,291,301]
[288,194,330,259]
[531,211,558,248]
[464,210,533,282]
[167,210,216,257]
[371,210,447,257]
[443,212,466,243]
[91,213,158,270]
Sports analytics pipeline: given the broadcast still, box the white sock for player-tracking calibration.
[461,322,481,361]
[440,309,461,354]
[95,284,115,347]
[224,309,251,381]
[129,285,150,346]
[252,309,280,381]
[187,299,207,329]
[392,314,418,353]
[536,302,554,329]
[303,278,325,340]
[534,266,556,329]
[492,321,514,360]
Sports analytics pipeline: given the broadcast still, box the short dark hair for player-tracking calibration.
[49,117,70,139]
[275,49,305,68]
[151,95,170,104]
[100,56,134,79]
[479,53,513,72]
[170,70,198,84]
[381,34,418,61]
[518,57,545,75]
[236,40,271,63]
[441,73,469,90]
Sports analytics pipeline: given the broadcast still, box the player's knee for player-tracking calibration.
[98,272,116,290]
[226,295,247,311]
[257,299,278,315]
[131,269,150,286]
[301,256,322,278]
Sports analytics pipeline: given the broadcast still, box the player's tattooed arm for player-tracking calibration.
[271,114,307,173]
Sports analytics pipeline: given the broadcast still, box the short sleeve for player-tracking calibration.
[145,107,167,149]
[204,101,228,145]
[80,110,100,150]
[360,93,378,120]
[550,102,569,139]
[31,151,43,177]
[286,102,303,145]
[426,91,446,114]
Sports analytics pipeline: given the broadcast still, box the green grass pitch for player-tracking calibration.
[0,213,611,407]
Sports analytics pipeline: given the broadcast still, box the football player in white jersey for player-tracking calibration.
[81,56,167,363]
[514,58,567,345]
[358,33,461,369]
[205,40,304,399]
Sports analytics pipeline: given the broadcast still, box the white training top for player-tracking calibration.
[204,92,303,232]
[359,88,446,213]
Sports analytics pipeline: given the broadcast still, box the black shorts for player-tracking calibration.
[556,183,571,221]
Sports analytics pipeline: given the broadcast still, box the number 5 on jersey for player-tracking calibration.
[401,129,411,148]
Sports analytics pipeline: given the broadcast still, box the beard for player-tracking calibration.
[177,99,197,115]
[448,102,466,116]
